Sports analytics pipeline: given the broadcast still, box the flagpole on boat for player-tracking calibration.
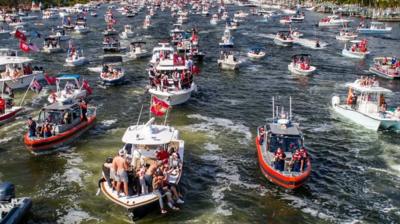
[136,104,144,128]
[272,96,275,120]
[163,108,169,126]
[18,76,35,107]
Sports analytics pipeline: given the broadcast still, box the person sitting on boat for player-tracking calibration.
[27,117,37,138]
[80,100,88,121]
[274,148,286,172]
[43,120,53,138]
[152,170,179,214]
[299,147,308,171]
[161,161,184,204]
[290,149,302,172]
[258,127,265,145]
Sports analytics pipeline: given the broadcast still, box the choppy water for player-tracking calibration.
[1,4,400,224]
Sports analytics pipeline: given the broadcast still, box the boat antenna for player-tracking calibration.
[272,96,275,120]
[163,107,169,126]
[136,104,144,129]
[289,96,292,120]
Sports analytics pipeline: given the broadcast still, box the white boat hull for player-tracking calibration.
[247,52,266,59]
[288,63,316,76]
[65,57,88,67]
[342,49,369,59]
[332,103,381,131]
[148,83,196,105]
[0,72,44,89]
[357,27,392,34]
[43,47,63,54]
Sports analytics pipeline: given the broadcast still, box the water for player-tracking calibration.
[1,4,400,224]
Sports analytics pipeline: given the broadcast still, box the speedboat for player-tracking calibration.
[42,37,63,54]
[49,28,71,41]
[342,40,370,59]
[119,24,134,39]
[336,28,358,41]
[274,31,293,46]
[0,56,44,89]
[210,14,219,25]
[0,85,23,126]
[48,74,91,103]
[369,57,400,79]
[143,15,151,29]
[256,97,311,189]
[288,54,316,76]
[24,100,96,154]
[332,78,400,131]
[126,41,150,60]
[279,16,292,24]
[290,13,305,22]
[247,48,266,59]
[98,117,184,210]
[42,9,58,19]
[100,55,125,86]
[103,34,121,53]
[219,28,234,47]
[318,15,351,27]
[0,182,32,223]
[218,50,240,70]
[149,42,175,65]
[65,47,88,67]
[357,21,392,34]
[73,17,89,34]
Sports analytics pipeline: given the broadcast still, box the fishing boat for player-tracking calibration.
[288,54,316,76]
[24,100,96,154]
[256,97,311,189]
[318,15,351,27]
[149,42,175,65]
[48,74,90,103]
[49,28,71,41]
[103,34,121,53]
[65,47,88,67]
[0,56,44,89]
[218,49,240,70]
[335,28,358,41]
[126,41,150,60]
[274,31,293,46]
[357,21,392,34]
[98,117,184,210]
[119,25,134,39]
[0,182,32,223]
[74,17,90,34]
[42,9,58,19]
[42,37,62,54]
[279,16,292,24]
[332,78,400,131]
[247,47,266,59]
[219,28,234,47]
[210,14,219,25]
[342,40,370,59]
[369,57,400,79]
[100,55,125,86]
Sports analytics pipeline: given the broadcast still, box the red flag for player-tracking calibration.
[150,96,170,117]
[31,79,42,93]
[82,80,93,95]
[44,73,57,85]
[14,29,27,41]
[19,41,30,53]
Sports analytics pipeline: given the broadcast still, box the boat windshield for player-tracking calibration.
[269,133,302,153]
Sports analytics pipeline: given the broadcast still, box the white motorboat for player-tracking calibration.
[42,37,63,54]
[332,78,400,131]
[42,9,58,19]
[219,28,234,47]
[274,31,293,46]
[247,48,266,59]
[119,24,134,39]
[279,16,292,24]
[99,117,185,210]
[210,14,219,25]
[126,41,150,60]
[99,55,125,86]
[73,17,89,34]
[369,57,400,79]
[49,28,70,41]
[0,56,44,89]
[218,51,240,70]
[357,21,392,34]
[47,74,89,103]
[65,48,88,67]
[288,54,316,76]
[150,42,175,65]
[318,15,351,27]
[102,34,121,53]
[143,15,151,29]
[336,28,358,41]
[342,40,370,59]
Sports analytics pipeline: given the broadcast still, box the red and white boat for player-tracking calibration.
[0,97,23,126]
[24,100,96,155]
[256,97,311,189]
[369,57,400,79]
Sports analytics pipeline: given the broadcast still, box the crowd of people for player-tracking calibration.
[1,63,34,79]
[101,64,123,80]
[149,67,194,92]
[102,145,184,214]
[273,147,309,173]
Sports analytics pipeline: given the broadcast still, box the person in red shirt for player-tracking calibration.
[299,147,308,171]
[291,149,302,172]
[156,147,169,161]
[274,148,286,171]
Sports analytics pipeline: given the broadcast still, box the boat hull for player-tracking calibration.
[288,63,316,76]
[0,197,32,224]
[369,67,400,79]
[342,49,369,59]
[0,72,44,89]
[332,102,381,131]
[0,107,23,125]
[65,58,88,67]
[148,83,196,105]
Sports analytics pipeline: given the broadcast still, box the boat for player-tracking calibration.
[256,97,311,189]
[357,21,392,34]
[0,182,32,223]
[218,49,240,70]
[91,11,98,17]
[0,83,23,126]
[289,28,303,38]
[369,57,400,79]
[274,31,293,46]
[49,28,71,41]
[126,41,150,60]
[225,19,238,30]
[342,40,370,59]
[48,74,90,103]
[42,9,58,19]
[234,10,248,18]
[335,28,358,41]
[149,42,175,65]
[143,15,151,29]
[0,56,44,89]
[65,47,88,67]
[247,47,266,59]
[42,37,63,54]
[332,78,400,131]
[288,54,316,76]
[103,34,121,53]
[318,15,351,27]
[31,1,42,11]
[100,55,125,86]
[98,117,184,210]
[103,26,118,36]
[210,14,219,25]
[119,25,134,39]
[279,16,292,24]
[148,46,197,105]
[74,17,90,34]
[290,13,305,22]
[219,28,234,47]
[24,100,96,154]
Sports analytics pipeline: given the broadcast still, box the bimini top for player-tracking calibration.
[122,118,177,145]
[0,56,33,65]
[346,80,392,94]
[57,74,81,80]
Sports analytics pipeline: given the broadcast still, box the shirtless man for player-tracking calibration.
[113,149,129,197]
[144,161,160,192]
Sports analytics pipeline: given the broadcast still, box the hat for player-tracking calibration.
[119,149,126,156]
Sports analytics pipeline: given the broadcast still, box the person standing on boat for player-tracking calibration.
[291,149,302,172]
[299,147,308,172]
[258,127,265,145]
[113,149,129,197]
[80,100,88,121]
[274,148,286,171]
[27,117,37,138]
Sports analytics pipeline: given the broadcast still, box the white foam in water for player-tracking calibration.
[0,136,13,144]
[204,142,221,151]
[101,119,117,127]
[57,208,98,224]
[187,114,252,144]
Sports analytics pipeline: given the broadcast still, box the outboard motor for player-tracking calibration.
[0,182,15,202]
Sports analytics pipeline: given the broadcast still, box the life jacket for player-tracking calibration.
[0,98,5,111]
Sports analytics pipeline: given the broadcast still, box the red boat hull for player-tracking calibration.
[0,108,24,125]
[24,115,96,155]
[256,137,311,189]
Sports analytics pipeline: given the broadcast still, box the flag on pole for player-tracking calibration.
[44,73,57,85]
[15,29,27,41]
[31,78,42,93]
[150,96,170,117]
[82,80,93,95]
[19,41,30,53]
